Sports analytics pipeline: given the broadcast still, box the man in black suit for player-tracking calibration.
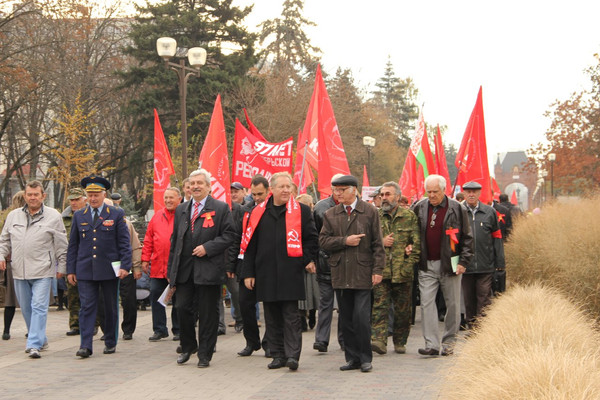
[167,169,235,368]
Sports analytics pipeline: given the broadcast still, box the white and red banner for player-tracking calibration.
[198,94,231,206]
[232,119,293,188]
[153,109,175,211]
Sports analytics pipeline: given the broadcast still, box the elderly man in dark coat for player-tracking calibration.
[241,172,318,371]
[319,175,385,373]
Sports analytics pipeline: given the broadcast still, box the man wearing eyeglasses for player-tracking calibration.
[319,175,385,373]
[412,175,473,357]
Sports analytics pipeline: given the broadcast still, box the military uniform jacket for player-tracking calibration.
[167,196,235,286]
[379,206,421,283]
[67,205,132,280]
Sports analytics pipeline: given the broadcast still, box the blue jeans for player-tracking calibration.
[150,278,179,335]
[13,277,52,350]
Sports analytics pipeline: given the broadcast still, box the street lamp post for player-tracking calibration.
[542,170,548,204]
[156,37,207,179]
[362,136,376,179]
[548,153,556,199]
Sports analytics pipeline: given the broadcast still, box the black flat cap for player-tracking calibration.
[110,192,122,200]
[331,175,358,187]
[463,181,482,190]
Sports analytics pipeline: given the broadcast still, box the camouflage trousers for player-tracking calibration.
[371,280,412,345]
[67,282,100,330]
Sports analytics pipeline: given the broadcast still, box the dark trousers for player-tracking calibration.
[150,278,179,336]
[314,279,344,347]
[462,272,494,324]
[78,279,119,352]
[119,274,137,335]
[239,281,263,349]
[263,300,301,360]
[336,289,372,364]
[176,280,220,361]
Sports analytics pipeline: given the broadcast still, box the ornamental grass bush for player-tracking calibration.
[443,284,600,399]
[504,197,600,320]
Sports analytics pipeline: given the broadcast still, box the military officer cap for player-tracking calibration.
[67,188,86,200]
[369,186,382,197]
[331,175,358,187]
[110,192,122,201]
[81,175,111,192]
[463,181,482,190]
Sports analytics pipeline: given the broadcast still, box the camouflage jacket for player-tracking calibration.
[379,206,420,283]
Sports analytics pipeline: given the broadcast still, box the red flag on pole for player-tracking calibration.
[243,108,267,141]
[399,111,435,201]
[434,125,453,196]
[491,177,501,201]
[511,190,518,205]
[198,94,231,206]
[362,165,370,188]
[293,129,314,195]
[454,86,492,204]
[301,65,350,199]
[153,109,175,211]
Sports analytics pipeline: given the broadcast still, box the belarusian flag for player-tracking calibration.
[399,111,435,201]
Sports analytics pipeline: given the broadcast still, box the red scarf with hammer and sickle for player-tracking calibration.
[240,194,303,257]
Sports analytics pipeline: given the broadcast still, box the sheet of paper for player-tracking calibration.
[451,256,460,273]
[157,285,171,308]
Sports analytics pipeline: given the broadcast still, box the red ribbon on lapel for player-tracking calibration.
[201,211,216,228]
[496,210,505,224]
[445,227,459,252]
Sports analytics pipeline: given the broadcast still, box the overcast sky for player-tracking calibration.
[233,0,600,171]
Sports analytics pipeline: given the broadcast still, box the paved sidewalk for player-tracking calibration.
[0,305,457,400]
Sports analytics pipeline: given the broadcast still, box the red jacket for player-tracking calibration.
[141,208,175,279]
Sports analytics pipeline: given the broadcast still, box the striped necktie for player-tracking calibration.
[191,202,200,232]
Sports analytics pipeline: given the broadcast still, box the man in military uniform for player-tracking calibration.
[371,182,420,355]
[67,175,132,358]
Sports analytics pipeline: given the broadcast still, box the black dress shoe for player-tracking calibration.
[313,341,328,352]
[93,327,99,335]
[103,346,116,354]
[264,347,272,358]
[217,329,226,336]
[66,329,80,336]
[197,358,210,368]
[76,348,92,358]
[267,357,286,369]
[176,345,183,354]
[100,335,105,341]
[286,358,299,371]
[123,333,133,340]
[173,334,180,341]
[177,352,191,364]
[418,348,440,356]
[238,345,260,357]
[360,362,373,372]
[2,332,10,340]
[339,361,361,371]
[149,332,169,342]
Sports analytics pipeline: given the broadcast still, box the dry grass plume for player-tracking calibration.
[443,284,600,399]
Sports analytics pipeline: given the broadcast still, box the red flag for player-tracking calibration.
[302,65,350,199]
[243,108,267,141]
[153,109,175,211]
[362,165,370,188]
[434,125,453,196]
[293,129,314,195]
[511,190,518,205]
[491,177,501,201]
[454,86,492,204]
[198,95,231,206]
[399,111,435,201]
[232,119,292,187]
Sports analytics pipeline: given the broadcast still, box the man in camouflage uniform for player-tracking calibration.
[371,182,420,355]
[62,188,99,336]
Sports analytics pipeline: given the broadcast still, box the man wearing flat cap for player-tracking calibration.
[319,175,385,373]
[110,192,122,208]
[368,186,382,208]
[67,175,132,358]
[462,181,505,328]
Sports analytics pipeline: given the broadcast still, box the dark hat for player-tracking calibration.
[331,175,358,187]
[110,192,122,201]
[231,182,245,190]
[369,186,382,197]
[463,181,482,190]
[81,175,111,192]
[67,188,86,200]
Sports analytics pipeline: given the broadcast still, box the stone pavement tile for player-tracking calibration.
[0,304,460,399]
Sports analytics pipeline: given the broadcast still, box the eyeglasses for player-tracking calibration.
[332,187,350,194]
[430,212,437,228]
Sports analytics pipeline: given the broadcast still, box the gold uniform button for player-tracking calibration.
[93,255,97,258]
[93,246,96,250]
[93,229,96,233]
[93,238,97,241]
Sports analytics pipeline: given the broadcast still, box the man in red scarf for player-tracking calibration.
[241,172,318,371]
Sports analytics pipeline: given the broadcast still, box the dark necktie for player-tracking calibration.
[93,208,99,224]
[346,206,352,216]
[191,202,200,232]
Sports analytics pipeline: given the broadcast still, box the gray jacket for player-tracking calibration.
[464,202,505,274]
[0,205,68,279]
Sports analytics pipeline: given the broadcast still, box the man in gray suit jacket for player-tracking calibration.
[167,169,235,368]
